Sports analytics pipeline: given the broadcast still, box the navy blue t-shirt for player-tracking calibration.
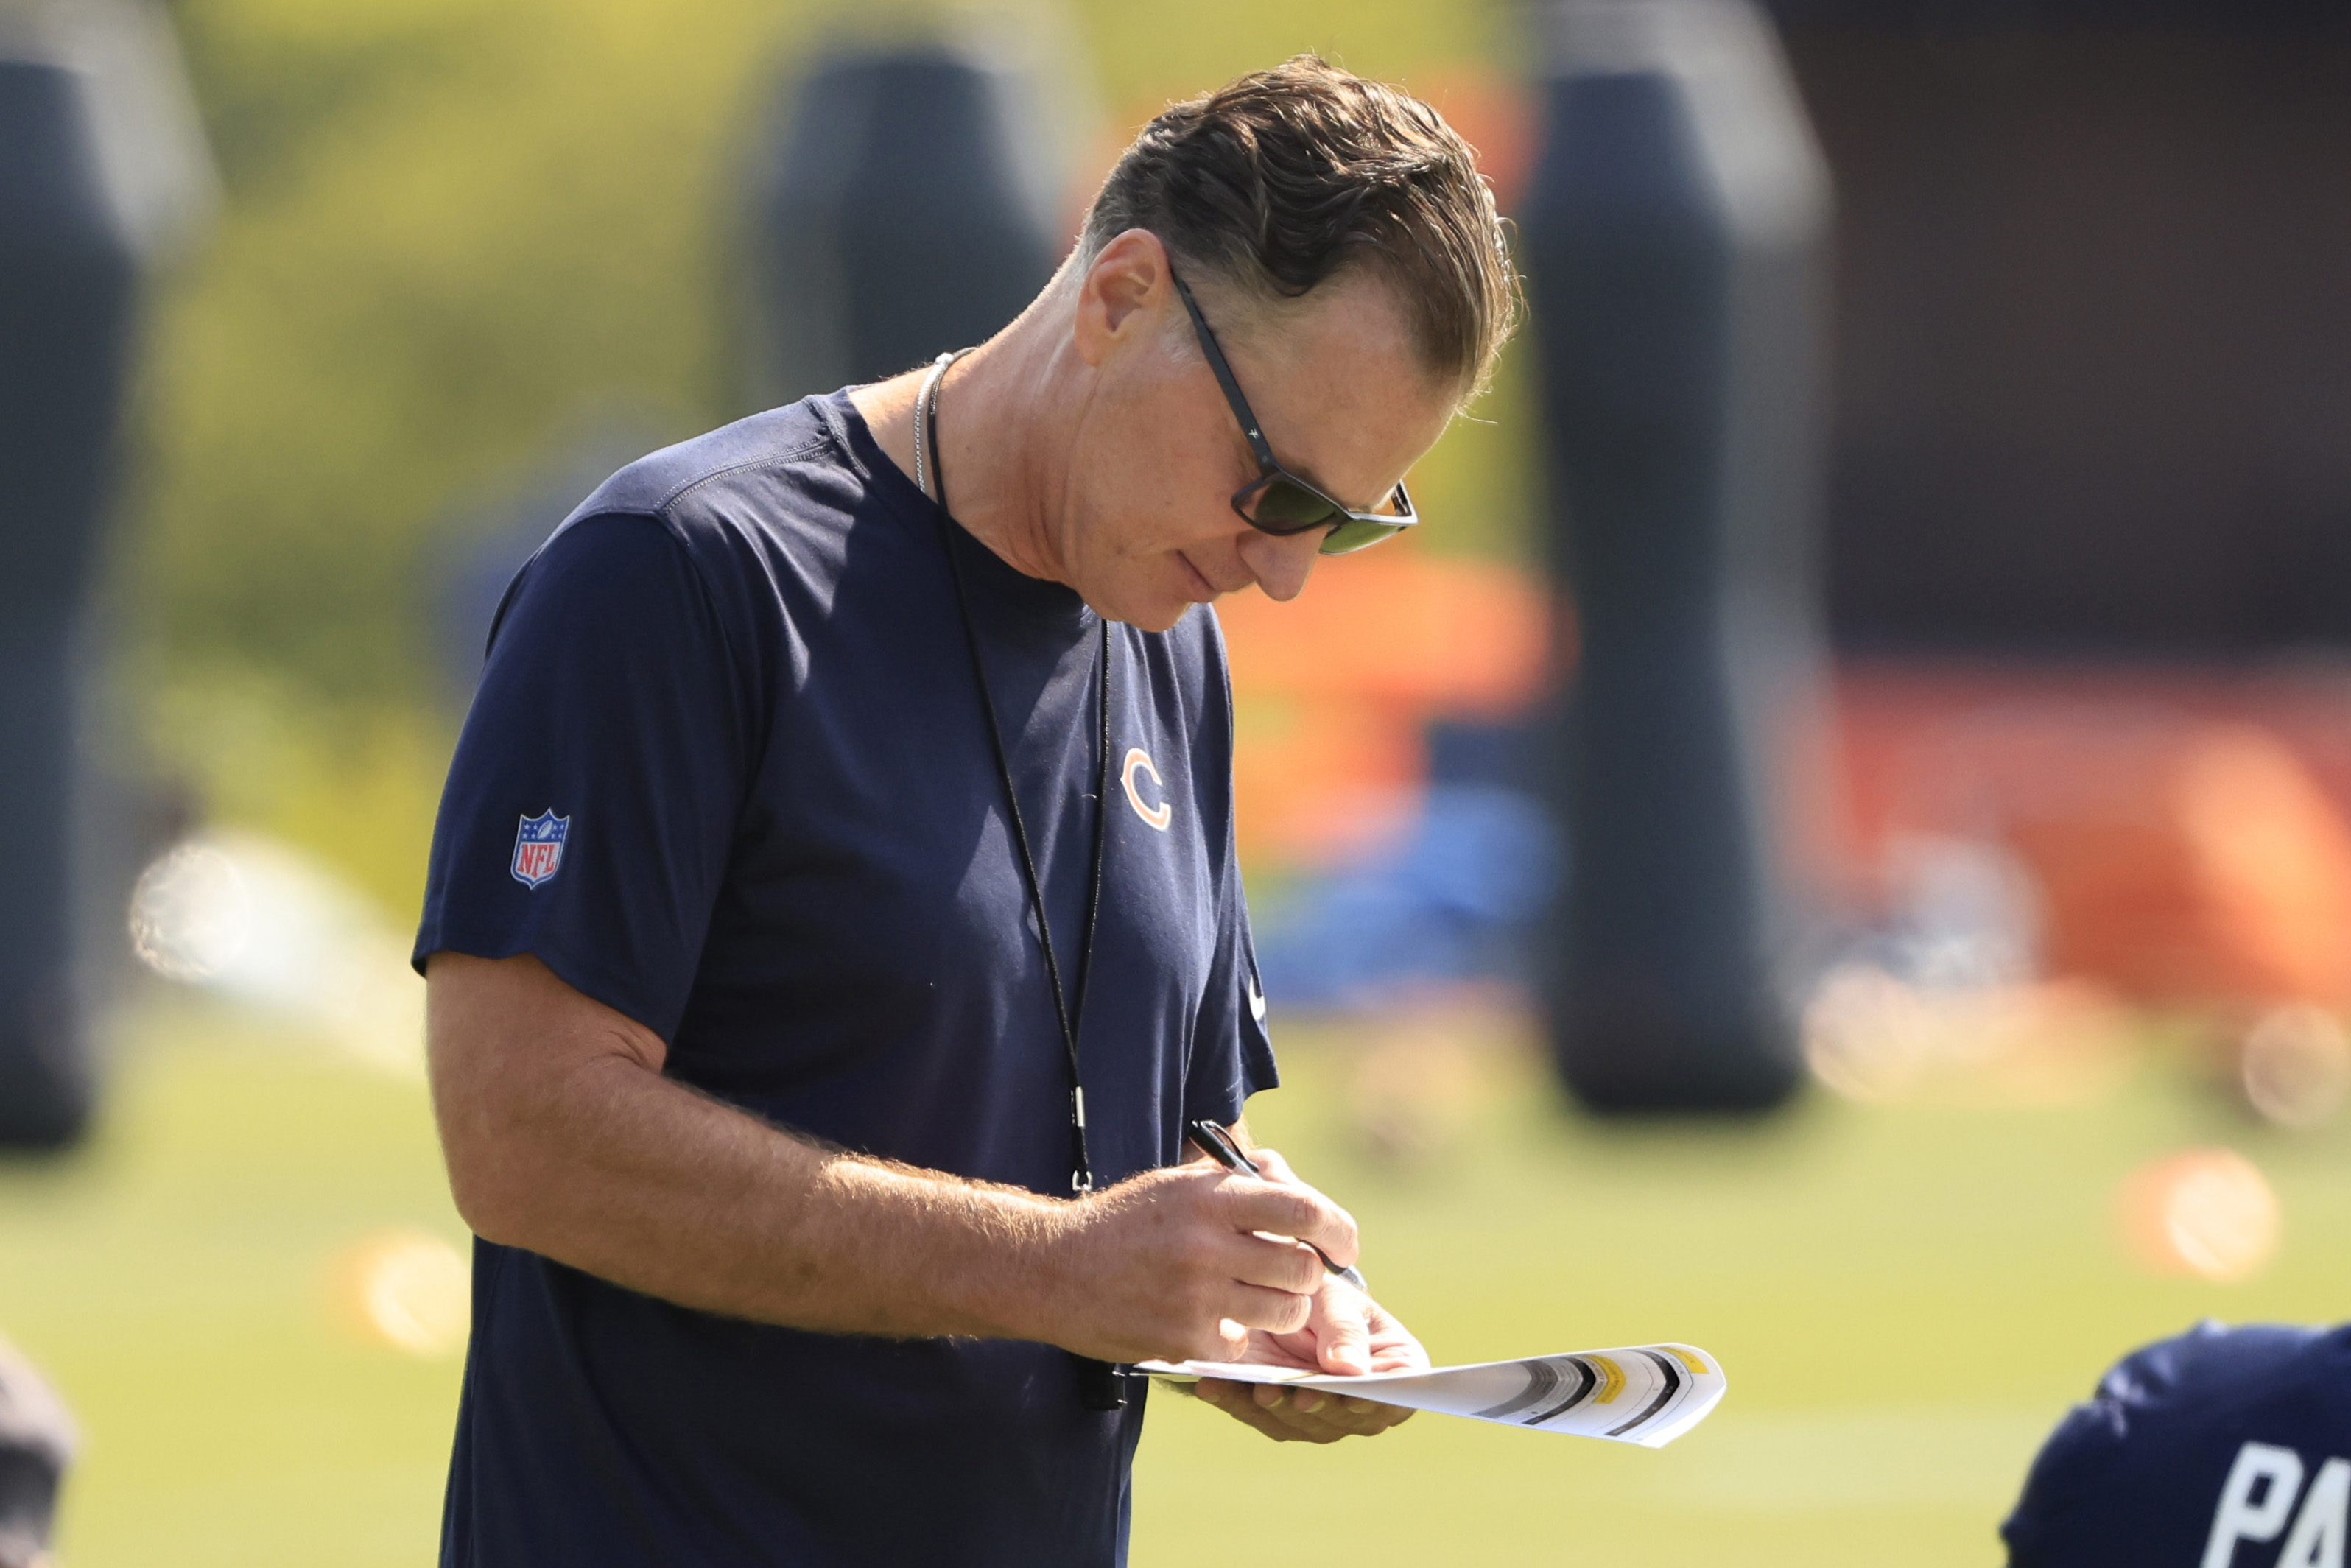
[2003,1320,2351,1567]
[412,391,1277,1567]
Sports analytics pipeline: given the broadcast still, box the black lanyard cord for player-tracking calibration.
[918,351,1111,1197]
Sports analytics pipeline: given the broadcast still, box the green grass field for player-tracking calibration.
[6,999,2349,1566]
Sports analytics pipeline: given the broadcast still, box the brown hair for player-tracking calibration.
[1080,55,1518,400]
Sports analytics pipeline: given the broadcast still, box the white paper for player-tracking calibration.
[1135,1343,1726,1449]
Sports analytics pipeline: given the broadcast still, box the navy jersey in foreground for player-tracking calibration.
[413,392,1277,1568]
[2003,1320,2351,1567]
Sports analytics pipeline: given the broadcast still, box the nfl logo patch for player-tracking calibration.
[511,810,569,888]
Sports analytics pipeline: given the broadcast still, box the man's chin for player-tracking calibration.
[1128,602,1198,633]
[1090,586,1196,634]
[1080,559,1211,631]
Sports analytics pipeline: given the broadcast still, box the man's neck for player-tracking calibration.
[849,313,1070,588]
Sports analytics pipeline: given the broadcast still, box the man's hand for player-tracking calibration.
[1034,1157,1361,1365]
[1185,1147,1427,1444]
[1192,1273,1426,1443]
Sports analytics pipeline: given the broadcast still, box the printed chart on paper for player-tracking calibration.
[1137,1343,1726,1449]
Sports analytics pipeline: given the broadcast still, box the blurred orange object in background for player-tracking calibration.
[1412,67,1536,214]
[2016,725,2351,1006]
[2116,1147,2281,1283]
[1839,664,2351,1010]
[1217,542,1553,867]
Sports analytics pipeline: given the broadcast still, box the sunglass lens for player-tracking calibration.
[1247,477,1341,535]
[1318,516,1408,555]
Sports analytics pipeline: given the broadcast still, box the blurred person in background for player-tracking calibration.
[415,56,1514,1567]
[2003,1319,2351,1567]
[0,1333,73,1568]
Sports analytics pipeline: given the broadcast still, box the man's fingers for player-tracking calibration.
[1216,1228,1324,1296]
[1360,1296,1433,1374]
[1192,1379,1306,1442]
[1312,1282,1374,1376]
[1210,1178,1325,1237]
[1055,1161,1369,1367]
[1211,1177,1360,1269]
[1256,1382,1326,1414]
[1192,1377,1416,1444]
[1217,1280,1314,1339]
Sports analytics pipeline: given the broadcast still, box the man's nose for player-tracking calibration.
[1234,527,1322,602]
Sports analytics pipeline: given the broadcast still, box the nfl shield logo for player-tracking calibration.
[511,810,569,888]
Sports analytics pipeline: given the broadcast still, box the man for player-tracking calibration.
[2003,1319,2351,1568]
[417,55,1516,1567]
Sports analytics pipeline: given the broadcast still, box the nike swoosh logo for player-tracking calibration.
[1247,980,1267,1024]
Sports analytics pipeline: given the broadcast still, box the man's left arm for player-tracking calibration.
[1184,1130,1428,1444]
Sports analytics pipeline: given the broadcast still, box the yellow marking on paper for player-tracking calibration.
[1664,1347,1710,1377]
[1589,1355,1626,1405]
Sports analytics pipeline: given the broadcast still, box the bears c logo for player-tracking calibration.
[1120,748,1172,832]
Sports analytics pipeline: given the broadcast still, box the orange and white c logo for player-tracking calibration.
[1121,747,1173,832]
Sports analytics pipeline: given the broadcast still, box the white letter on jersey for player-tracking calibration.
[2204,1442,2308,1568]
[2280,1457,2351,1568]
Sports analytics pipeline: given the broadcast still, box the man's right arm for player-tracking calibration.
[424,950,1357,1365]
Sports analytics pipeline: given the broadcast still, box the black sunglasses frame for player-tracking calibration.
[1167,269,1419,556]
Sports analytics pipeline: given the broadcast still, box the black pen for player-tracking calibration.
[1185,1119,1368,1293]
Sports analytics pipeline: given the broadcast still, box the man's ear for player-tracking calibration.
[1073,228,1172,368]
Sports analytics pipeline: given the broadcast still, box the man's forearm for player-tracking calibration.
[426,952,1358,1366]
[428,954,1068,1342]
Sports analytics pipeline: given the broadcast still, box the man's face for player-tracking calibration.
[1058,251,1458,633]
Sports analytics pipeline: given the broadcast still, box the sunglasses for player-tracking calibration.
[1169,270,1419,556]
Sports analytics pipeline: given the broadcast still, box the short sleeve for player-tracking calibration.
[412,511,753,1039]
